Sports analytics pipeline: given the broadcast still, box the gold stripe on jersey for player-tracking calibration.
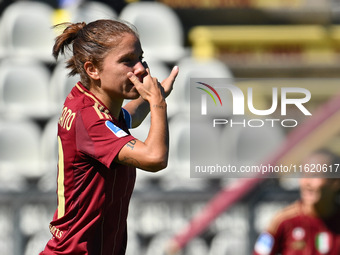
[98,104,111,119]
[76,83,101,105]
[93,102,105,119]
[267,201,301,234]
[57,136,66,219]
[76,83,112,120]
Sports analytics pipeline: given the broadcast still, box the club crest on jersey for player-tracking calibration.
[292,227,305,240]
[105,121,128,138]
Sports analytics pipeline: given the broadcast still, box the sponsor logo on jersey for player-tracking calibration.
[105,121,128,138]
[254,232,274,255]
[291,240,306,250]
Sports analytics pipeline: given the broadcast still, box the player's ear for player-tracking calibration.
[84,61,100,80]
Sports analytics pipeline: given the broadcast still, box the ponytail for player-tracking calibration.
[53,22,86,60]
[53,22,86,77]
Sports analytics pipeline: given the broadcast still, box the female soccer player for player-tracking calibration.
[40,19,179,255]
[253,150,340,255]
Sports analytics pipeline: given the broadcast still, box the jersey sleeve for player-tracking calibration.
[121,107,132,129]
[75,107,135,169]
[253,216,284,255]
[253,232,277,255]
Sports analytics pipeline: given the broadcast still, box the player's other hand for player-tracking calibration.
[161,65,179,98]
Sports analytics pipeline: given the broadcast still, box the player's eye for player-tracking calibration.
[122,57,132,63]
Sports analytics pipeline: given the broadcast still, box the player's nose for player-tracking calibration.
[134,61,146,81]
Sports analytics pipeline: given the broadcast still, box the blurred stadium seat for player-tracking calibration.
[160,112,213,191]
[125,230,141,255]
[19,204,51,255]
[0,1,55,62]
[71,1,118,23]
[218,115,285,168]
[129,114,167,191]
[49,61,80,114]
[24,232,50,255]
[209,230,248,255]
[165,112,189,185]
[0,119,43,189]
[184,237,209,255]
[38,115,59,192]
[0,207,14,255]
[144,231,174,255]
[0,58,52,120]
[254,202,288,234]
[119,2,187,63]
[20,204,51,236]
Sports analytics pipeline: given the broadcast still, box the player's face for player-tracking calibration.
[299,177,328,206]
[299,153,332,205]
[98,33,146,100]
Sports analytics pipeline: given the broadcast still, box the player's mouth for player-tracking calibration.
[301,187,319,200]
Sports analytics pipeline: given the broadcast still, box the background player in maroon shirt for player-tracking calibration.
[253,149,340,255]
[40,19,179,255]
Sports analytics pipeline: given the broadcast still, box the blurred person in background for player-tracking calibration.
[253,149,340,255]
[39,19,178,255]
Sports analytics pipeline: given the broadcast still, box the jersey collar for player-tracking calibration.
[75,82,125,123]
[75,82,111,115]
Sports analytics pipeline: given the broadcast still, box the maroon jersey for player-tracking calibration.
[254,201,340,255]
[40,82,136,255]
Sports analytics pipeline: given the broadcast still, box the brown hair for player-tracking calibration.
[53,19,138,88]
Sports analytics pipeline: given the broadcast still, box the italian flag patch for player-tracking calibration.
[315,232,331,254]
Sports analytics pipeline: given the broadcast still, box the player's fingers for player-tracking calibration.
[163,66,179,85]
[170,65,179,81]
[127,72,142,86]
[161,66,179,98]
[127,71,158,91]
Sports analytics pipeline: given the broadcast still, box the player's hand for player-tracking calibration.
[160,66,179,98]
[127,68,163,104]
